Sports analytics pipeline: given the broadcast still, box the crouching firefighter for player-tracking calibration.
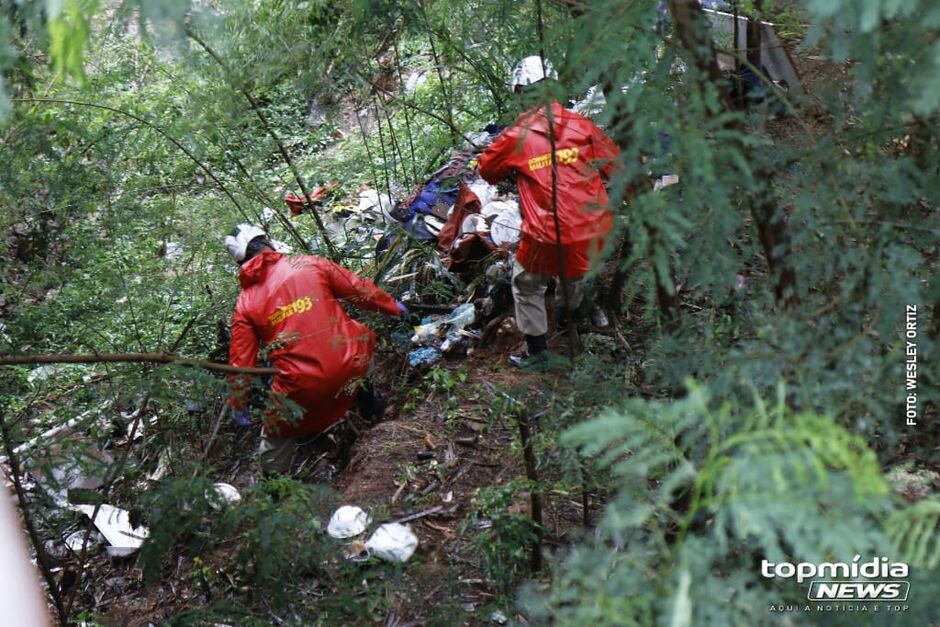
[224,224,407,475]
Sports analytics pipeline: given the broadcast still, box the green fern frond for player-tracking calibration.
[886,497,940,569]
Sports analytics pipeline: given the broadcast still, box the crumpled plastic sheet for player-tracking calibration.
[408,347,441,368]
[365,523,419,562]
[327,505,371,539]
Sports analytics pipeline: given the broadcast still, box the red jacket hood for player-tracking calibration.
[239,251,284,288]
[515,101,575,136]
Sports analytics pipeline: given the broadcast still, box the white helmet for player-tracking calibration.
[510,55,557,92]
[225,223,268,264]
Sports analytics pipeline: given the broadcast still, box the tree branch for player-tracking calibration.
[12,97,253,223]
[0,353,278,376]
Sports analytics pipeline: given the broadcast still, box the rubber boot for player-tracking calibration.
[509,334,549,368]
[356,378,386,425]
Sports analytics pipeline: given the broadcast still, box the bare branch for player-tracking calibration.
[0,353,278,376]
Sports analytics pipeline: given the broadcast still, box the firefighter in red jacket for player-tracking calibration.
[224,224,406,474]
[478,56,620,366]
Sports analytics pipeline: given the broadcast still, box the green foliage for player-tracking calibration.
[525,384,940,625]
[887,496,940,570]
[140,476,337,609]
[47,0,100,83]
[0,0,937,622]
[467,478,540,596]
[218,480,334,606]
[139,476,221,581]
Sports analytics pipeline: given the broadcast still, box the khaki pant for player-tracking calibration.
[511,258,585,336]
[258,428,297,475]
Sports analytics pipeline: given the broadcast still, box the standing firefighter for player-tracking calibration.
[478,56,620,367]
[224,225,406,475]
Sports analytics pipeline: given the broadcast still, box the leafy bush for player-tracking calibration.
[524,384,940,625]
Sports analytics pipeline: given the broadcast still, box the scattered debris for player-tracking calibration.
[887,466,940,501]
[147,449,173,482]
[701,4,803,94]
[446,303,476,331]
[64,530,104,554]
[411,302,477,355]
[487,201,522,247]
[408,347,441,368]
[654,174,680,191]
[75,504,150,557]
[31,440,114,507]
[365,523,419,562]
[327,505,371,539]
[344,539,368,560]
[491,610,508,625]
[355,188,394,217]
[210,483,241,508]
[161,242,183,260]
[26,364,66,384]
[0,409,94,464]
[284,182,339,216]
[591,308,610,328]
[443,442,459,469]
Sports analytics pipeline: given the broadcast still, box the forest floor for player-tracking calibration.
[89,314,621,625]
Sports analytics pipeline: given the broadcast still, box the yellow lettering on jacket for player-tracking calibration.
[268,296,313,327]
[527,147,580,171]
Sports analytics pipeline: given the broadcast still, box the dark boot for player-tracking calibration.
[508,334,549,368]
[356,378,386,425]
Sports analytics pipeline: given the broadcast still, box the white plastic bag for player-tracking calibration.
[327,506,371,539]
[75,504,149,557]
[364,523,418,562]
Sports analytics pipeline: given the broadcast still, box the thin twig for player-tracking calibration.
[63,397,150,618]
[193,404,230,478]
[393,505,444,524]
[185,29,334,258]
[536,0,577,361]
[13,98,252,223]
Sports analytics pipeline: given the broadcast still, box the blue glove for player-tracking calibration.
[396,301,410,316]
[231,407,252,427]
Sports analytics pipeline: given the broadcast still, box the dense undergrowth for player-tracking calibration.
[1,0,938,624]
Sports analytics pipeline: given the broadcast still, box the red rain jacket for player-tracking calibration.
[228,252,399,437]
[478,100,620,278]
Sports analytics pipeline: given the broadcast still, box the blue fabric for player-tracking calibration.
[404,214,438,242]
[232,407,252,427]
[397,181,460,223]
[408,347,441,368]
[409,182,441,216]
